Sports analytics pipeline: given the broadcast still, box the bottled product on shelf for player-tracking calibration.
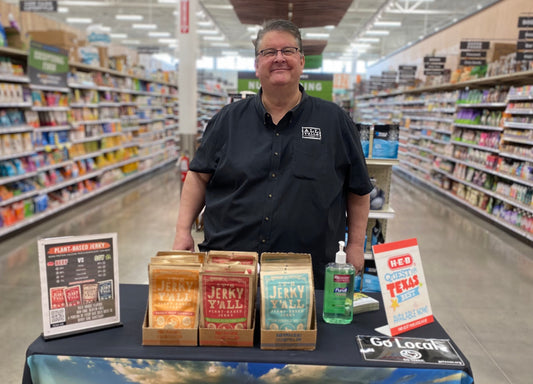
[355,71,533,241]
[0,46,180,236]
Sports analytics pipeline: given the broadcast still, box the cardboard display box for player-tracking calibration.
[142,304,198,346]
[199,317,255,347]
[259,253,317,351]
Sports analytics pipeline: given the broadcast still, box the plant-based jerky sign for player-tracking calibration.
[372,238,433,336]
[357,335,465,366]
[38,233,120,339]
[28,40,68,89]
[237,71,333,101]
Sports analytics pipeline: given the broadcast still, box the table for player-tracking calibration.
[24,284,474,384]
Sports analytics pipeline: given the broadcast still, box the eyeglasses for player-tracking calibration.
[257,47,300,58]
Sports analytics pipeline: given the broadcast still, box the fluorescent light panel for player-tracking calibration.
[197,29,219,35]
[374,21,401,27]
[149,32,171,37]
[60,1,106,6]
[58,7,68,13]
[66,17,92,23]
[357,37,380,42]
[116,14,143,21]
[132,24,157,30]
[158,38,177,44]
[364,30,390,36]
[305,33,329,38]
[110,33,127,38]
[203,36,225,41]
[122,39,140,44]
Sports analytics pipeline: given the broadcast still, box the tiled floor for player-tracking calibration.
[1,166,531,383]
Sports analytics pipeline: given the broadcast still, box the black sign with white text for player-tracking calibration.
[357,335,465,366]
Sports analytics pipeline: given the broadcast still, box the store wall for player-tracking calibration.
[366,0,529,77]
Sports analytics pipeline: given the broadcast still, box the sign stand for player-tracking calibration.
[372,238,434,337]
[38,233,121,339]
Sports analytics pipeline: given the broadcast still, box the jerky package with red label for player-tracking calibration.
[200,271,254,329]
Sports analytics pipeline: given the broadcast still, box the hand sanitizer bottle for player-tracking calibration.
[323,241,355,324]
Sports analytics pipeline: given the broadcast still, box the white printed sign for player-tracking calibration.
[372,238,433,336]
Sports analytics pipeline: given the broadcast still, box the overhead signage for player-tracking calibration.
[237,71,333,101]
[517,16,533,28]
[372,238,434,336]
[459,40,489,67]
[518,30,533,40]
[517,15,533,61]
[423,56,445,76]
[180,0,189,34]
[357,335,465,366]
[459,41,490,50]
[398,65,416,85]
[20,0,57,12]
[137,46,161,54]
[38,233,121,339]
[28,40,68,89]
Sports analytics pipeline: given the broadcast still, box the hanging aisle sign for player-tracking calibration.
[459,40,490,67]
[28,40,68,89]
[372,238,434,337]
[423,56,446,76]
[180,0,190,34]
[20,0,57,12]
[516,15,533,62]
[38,233,121,339]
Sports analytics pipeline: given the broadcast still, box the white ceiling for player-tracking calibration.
[11,0,502,62]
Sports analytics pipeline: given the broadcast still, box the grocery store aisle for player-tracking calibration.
[0,165,531,383]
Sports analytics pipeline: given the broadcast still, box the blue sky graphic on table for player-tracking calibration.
[27,355,473,384]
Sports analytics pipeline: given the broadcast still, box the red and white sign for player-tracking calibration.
[180,0,189,34]
[372,238,433,336]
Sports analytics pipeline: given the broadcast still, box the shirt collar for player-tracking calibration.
[255,84,307,124]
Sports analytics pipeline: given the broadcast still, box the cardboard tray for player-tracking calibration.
[199,316,255,347]
[142,304,198,346]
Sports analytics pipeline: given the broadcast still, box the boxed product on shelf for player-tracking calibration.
[259,253,317,351]
[372,124,399,159]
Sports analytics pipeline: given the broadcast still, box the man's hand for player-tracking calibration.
[346,241,365,273]
[172,230,195,252]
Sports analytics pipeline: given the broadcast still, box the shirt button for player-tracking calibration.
[268,193,272,198]
[261,239,266,244]
[271,173,276,178]
[274,152,279,156]
[265,216,270,221]
[275,132,280,136]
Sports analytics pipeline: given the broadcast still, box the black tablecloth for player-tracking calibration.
[23,284,473,382]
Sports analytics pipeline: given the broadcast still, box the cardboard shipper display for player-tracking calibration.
[142,251,206,346]
[199,251,259,347]
[259,253,317,351]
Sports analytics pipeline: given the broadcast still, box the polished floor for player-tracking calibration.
[1,165,531,383]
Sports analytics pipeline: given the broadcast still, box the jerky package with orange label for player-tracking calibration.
[148,263,201,329]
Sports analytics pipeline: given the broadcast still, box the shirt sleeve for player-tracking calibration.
[189,111,226,174]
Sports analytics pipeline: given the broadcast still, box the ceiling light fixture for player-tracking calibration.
[60,1,106,6]
[122,40,141,45]
[149,32,171,37]
[364,30,390,36]
[357,37,380,43]
[197,29,219,35]
[66,17,92,23]
[203,36,225,41]
[305,33,330,38]
[116,14,143,21]
[132,24,157,30]
[374,21,401,27]
[110,33,127,38]
[158,38,177,44]
[58,7,68,13]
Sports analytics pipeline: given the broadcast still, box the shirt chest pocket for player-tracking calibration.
[292,139,328,180]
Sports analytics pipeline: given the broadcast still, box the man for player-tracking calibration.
[173,19,372,288]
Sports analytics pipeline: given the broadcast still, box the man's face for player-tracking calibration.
[255,30,305,88]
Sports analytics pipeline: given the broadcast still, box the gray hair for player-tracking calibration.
[254,19,304,56]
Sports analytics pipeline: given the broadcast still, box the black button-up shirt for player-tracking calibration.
[190,86,372,288]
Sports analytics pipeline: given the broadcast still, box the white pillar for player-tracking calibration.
[178,0,198,157]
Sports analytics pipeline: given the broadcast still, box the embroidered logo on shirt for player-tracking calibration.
[301,126,322,140]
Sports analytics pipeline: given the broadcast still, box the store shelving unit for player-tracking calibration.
[355,70,533,242]
[0,47,180,237]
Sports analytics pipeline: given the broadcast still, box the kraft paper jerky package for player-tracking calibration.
[200,264,255,330]
[148,263,201,329]
[259,253,317,350]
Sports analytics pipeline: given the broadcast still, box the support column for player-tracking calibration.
[178,0,198,159]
